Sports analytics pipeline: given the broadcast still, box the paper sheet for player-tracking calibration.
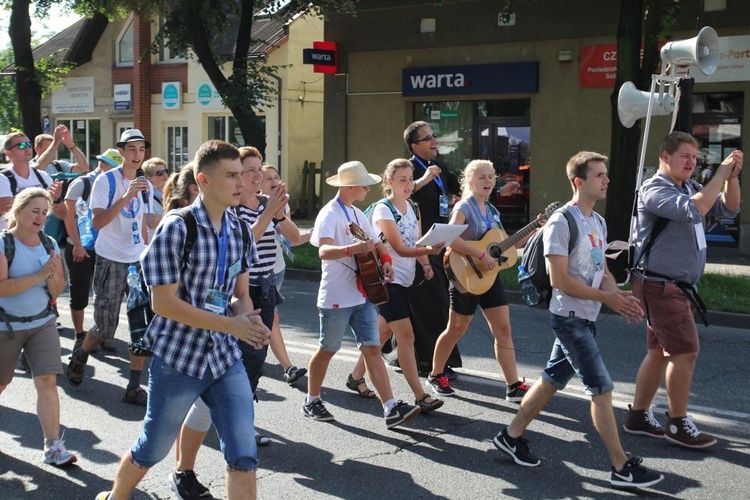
[416,223,468,247]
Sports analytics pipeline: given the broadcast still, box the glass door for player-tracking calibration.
[476,118,531,232]
[166,125,189,172]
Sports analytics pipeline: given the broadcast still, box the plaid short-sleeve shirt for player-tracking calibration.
[141,198,255,379]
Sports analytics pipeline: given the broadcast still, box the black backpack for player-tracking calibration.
[0,230,57,332]
[1,167,48,194]
[171,207,251,270]
[519,206,578,307]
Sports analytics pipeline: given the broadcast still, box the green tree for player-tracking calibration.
[0,45,22,132]
[4,0,75,139]
[74,0,357,151]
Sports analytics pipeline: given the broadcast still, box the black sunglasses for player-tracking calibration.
[9,140,33,150]
[154,169,169,176]
[413,133,438,144]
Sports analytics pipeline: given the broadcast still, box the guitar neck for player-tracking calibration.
[493,218,542,254]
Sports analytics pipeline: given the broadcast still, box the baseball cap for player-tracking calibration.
[96,148,123,167]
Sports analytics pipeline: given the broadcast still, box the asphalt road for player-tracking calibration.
[1,278,749,499]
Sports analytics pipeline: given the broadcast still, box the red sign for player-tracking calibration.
[579,44,619,88]
[313,41,337,74]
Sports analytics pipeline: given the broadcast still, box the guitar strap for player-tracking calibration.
[335,198,370,297]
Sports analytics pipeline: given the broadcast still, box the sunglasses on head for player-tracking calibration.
[10,140,33,150]
[414,133,438,144]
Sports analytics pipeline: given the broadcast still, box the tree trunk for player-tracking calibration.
[606,0,645,242]
[10,0,42,139]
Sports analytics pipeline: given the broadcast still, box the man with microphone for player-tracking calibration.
[67,129,156,406]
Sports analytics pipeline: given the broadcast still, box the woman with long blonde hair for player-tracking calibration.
[427,160,530,403]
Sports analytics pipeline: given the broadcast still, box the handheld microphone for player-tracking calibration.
[135,168,148,202]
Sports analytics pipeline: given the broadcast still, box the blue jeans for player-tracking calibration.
[129,356,257,472]
[542,313,614,396]
[318,301,380,352]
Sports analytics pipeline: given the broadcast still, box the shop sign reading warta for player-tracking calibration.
[580,35,750,88]
[52,76,94,114]
[402,62,539,97]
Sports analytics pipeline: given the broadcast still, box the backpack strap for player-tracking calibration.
[105,168,119,209]
[52,161,63,173]
[32,168,48,189]
[561,208,578,254]
[81,175,93,203]
[1,230,14,267]
[172,207,198,269]
[2,168,17,195]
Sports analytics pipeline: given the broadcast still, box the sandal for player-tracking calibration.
[122,386,148,406]
[66,351,87,387]
[345,374,377,399]
[415,393,444,413]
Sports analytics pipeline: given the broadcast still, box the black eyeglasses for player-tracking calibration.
[9,140,33,150]
[413,133,438,144]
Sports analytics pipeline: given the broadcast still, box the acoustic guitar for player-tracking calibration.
[444,202,560,295]
[348,222,389,305]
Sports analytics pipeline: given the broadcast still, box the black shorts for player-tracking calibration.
[378,283,411,323]
[449,274,508,315]
[64,244,96,311]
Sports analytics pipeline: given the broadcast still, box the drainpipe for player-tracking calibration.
[269,73,282,175]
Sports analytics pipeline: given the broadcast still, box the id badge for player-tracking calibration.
[228,259,242,279]
[205,289,230,315]
[439,194,449,218]
[132,222,140,245]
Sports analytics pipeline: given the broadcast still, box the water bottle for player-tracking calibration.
[126,266,153,356]
[75,199,96,249]
[518,265,541,306]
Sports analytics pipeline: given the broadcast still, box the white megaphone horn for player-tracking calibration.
[660,26,719,75]
[617,81,675,128]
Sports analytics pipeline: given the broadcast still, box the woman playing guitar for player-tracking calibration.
[350,159,446,412]
[427,160,534,402]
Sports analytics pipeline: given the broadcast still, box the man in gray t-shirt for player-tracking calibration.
[625,132,742,450]
[493,151,664,490]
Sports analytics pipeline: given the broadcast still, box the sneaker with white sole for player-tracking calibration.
[493,427,540,467]
[426,374,455,397]
[505,378,529,403]
[302,399,335,422]
[385,401,421,429]
[622,404,665,438]
[42,438,77,466]
[610,456,664,489]
[665,412,717,448]
[169,469,212,499]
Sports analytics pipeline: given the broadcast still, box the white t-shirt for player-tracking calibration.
[371,200,419,287]
[64,170,101,245]
[544,205,608,322]
[89,167,154,263]
[311,198,379,309]
[0,166,54,230]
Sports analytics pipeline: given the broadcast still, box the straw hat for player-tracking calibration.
[325,161,381,187]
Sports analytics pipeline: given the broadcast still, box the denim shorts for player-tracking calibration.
[541,313,614,396]
[129,356,257,472]
[318,300,380,352]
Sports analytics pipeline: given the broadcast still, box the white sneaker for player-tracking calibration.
[42,438,77,466]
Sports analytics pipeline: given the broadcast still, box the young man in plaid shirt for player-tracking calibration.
[97,140,270,500]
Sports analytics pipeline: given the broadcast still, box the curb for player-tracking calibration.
[284,268,749,331]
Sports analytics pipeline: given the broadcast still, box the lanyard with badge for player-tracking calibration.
[571,204,605,287]
[469,196,495,234]
[119,170,142,245]
[204,215,242,315]
[412,155,449,217]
